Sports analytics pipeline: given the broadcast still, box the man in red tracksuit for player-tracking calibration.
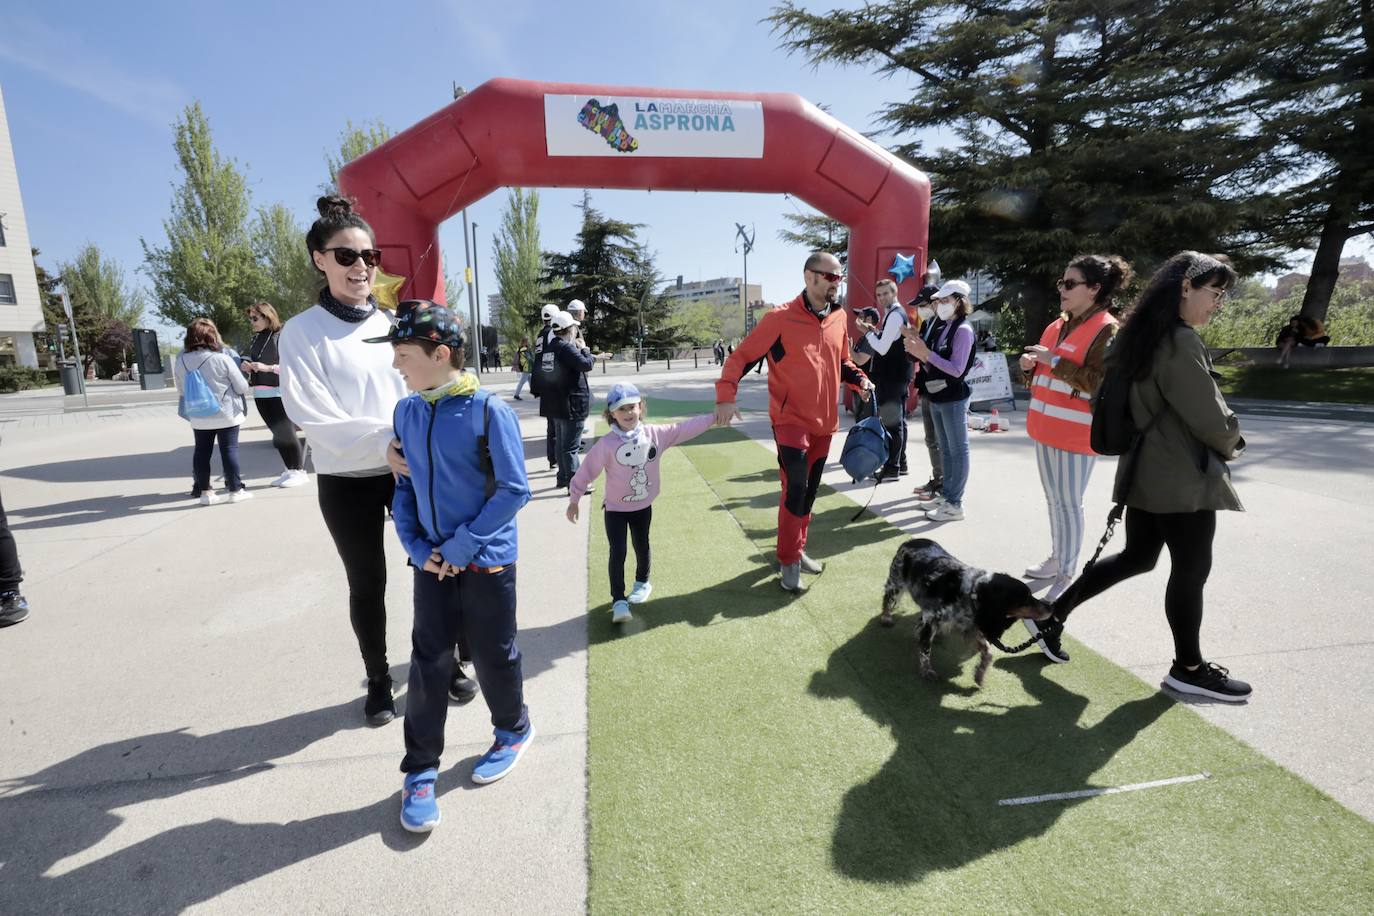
[715,252,872,592]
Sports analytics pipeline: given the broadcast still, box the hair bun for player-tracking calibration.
[316,195,353,218]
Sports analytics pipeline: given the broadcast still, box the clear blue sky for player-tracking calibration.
[0,0,934,338]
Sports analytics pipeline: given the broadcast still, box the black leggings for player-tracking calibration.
[254,396,304,470]
[317,473,396,679]
[1058,507,1216,667]
[605,507,652,602]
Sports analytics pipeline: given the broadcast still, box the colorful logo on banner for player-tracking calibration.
[578,99,639,153]
[546,94,764,158]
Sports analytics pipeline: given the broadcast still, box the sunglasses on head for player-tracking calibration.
[1056,278,1094,291]
[322,246,383,268]
[809,268,845,283]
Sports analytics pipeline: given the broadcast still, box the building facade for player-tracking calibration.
[0,83,44,368]
[662,276,763,312]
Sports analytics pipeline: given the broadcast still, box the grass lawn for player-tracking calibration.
[1213,363,1374,404]
[584,399,1374,914]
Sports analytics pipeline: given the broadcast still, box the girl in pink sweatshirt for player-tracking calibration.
[566,382,714,623]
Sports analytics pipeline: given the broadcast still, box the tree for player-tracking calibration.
[777,209,850,263]
[542,193,678,350]
[31,247,65,333]
[491,188,544,352]
[325,119,392,195]
[768,1,1282,344]
[1245,0,1374,321]
[142,102,269,341]
[252,202,319,323]
[57,243,144,375]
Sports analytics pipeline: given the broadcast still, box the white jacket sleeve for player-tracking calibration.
[865,308,906,356]
[278,322,394,468]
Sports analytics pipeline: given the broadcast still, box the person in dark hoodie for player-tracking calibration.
[241,302,307,487]
[540,309,596,490]
[531,303,559,469]
[365,300,533,832]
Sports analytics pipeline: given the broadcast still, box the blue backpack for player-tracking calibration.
[178,354,222,419]
[840,393,890,483]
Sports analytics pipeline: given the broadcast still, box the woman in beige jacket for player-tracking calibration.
[1035,251,1251,702]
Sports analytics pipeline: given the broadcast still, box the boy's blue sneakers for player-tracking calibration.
[627,580,653,604]
[471,723,535,785]
[611,599,632,623]
[400,769,440,832]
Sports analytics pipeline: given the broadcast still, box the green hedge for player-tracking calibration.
[1199,279,1374,348]
[0,365,60,393]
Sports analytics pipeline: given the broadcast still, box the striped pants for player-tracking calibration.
[1033,441,1097,576]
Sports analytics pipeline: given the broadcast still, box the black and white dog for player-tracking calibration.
[880,538,1054,686]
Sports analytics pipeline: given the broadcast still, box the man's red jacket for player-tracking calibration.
[715,291,869,437]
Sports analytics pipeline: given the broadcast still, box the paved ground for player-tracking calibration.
[0,365,1369,914]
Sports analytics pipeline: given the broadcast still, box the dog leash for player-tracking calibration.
[989,503,1123,655]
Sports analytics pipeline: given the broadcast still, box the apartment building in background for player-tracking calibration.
[0,82,44,368]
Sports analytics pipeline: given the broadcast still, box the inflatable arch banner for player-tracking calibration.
[338,78,930,325]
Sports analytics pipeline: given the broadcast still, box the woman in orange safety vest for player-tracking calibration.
[1018,255,1132,615]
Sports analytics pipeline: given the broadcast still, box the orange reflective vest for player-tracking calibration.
[1026,310,1117,455]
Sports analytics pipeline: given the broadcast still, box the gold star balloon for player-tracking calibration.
[373,268,407,310]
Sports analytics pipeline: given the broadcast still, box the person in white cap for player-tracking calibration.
[902,279,976,522]
[531,304,560,469]
[539,310,596,489]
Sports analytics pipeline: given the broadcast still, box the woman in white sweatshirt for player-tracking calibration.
[278,195,407,726]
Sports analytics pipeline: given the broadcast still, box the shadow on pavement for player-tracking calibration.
[809,629,1171,884]
[0,694,438,915]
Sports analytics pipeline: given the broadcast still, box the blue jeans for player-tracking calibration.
[929,396,970,506]
[554,418,584,488]
[192,425,243,494]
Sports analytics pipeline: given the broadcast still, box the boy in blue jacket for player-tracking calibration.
[365,301,533,833]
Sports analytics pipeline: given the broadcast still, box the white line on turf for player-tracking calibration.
[998,772,1211,807]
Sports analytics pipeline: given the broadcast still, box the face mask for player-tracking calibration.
[917,306,935,321]
[936,302,956,321]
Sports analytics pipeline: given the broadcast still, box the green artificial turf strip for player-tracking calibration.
[586,399,1374,914]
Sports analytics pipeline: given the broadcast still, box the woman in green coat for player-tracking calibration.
[1036,251,1251,702]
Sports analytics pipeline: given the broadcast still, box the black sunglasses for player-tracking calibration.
[808,268,845,283]
[322,246,383,268]
[1056,278,1095,291]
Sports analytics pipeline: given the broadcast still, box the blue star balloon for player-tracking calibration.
[887,253,916,284]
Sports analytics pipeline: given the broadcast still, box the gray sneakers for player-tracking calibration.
[798,552,824,575]
[779,561,805,592]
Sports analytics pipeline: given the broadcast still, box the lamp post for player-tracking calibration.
[734,223,755,335]
[461,209,479,371]
[58,288,89,408]
[472,221,483,374]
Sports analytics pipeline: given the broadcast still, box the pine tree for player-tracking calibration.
[768,0,1281,343]
[1246,0,1374,321]
[542,193,677,350]
[141,102,269,340]
[777,209,850,264]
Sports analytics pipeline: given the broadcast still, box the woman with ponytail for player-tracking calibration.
[1029,252,1252,704]
[1019,255,1131,606]
[278,196,410,726]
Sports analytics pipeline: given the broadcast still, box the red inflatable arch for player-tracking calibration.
[338,77,929,321]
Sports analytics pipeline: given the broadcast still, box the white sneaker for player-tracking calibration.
[926,502,964,522]
[228,489,254,504]
[1045,574,1073,602]
[1025,557,1060,580]
[611,600,632,623]
[913,494,945,510]
[627,581,653,604]
[198,491,221,506]
[273,469,308,488]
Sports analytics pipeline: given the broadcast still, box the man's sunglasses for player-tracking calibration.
[808,268,845,283]
[1055,278,1095,291]
[322,246,383,268]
